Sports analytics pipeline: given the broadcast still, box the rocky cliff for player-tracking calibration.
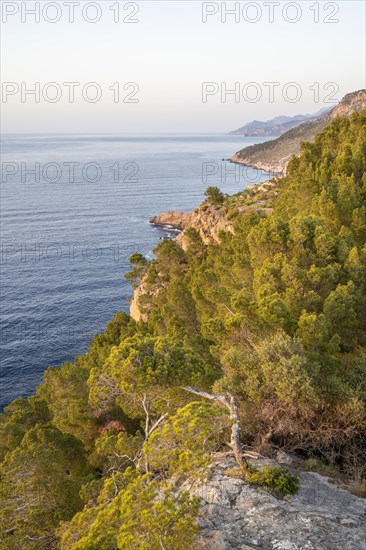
[189,453,366,550]
[150,204,234,250]
[131,187,277,322]
[129,283,148,323]
[230,90,366,174]
[130,206,234,321]
[149,211,191,231]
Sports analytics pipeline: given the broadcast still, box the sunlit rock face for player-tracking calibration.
[150,205,233,249]
[184,453,366,550]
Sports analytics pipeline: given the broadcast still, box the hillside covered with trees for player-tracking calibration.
[231,89,366,174]
[0,111,365,549]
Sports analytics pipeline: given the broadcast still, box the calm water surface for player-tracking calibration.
[0,134,270,408]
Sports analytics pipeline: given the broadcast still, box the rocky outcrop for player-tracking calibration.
[330,90,366,118]
[149,211,191,231]
[129,283,148,323]
[186,453,366,550]
[151,205,234,250]
[231,90,366,174]
[130,205,234,321]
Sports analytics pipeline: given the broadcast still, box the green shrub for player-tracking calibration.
[204,186,225,205]
[247,465,300,498]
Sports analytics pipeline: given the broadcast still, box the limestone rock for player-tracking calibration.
[187,454,366,550]
[150,205,233,249]
[149,211,191,231]
[129,284,148,323]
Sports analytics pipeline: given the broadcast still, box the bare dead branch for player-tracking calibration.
[182,386,248,474]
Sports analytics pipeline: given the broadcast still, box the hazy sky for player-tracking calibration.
[1,0,365,133]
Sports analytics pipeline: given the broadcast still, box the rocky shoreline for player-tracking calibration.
[150,205,234,249]
[149,211,191,231]
[229,155,287,176]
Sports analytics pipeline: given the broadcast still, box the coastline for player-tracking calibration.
[228,155,286,177]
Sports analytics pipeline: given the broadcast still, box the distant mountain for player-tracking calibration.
[230,90,366,174]
[229,107,332,137]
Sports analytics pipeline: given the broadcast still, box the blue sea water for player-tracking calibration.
[0,134,270,409]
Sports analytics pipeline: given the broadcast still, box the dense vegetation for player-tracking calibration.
[0,112,365,548]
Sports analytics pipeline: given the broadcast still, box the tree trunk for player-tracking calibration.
[139,395,168,472]
[182,386,248,475]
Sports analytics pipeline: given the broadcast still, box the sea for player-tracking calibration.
[0,134,271,409]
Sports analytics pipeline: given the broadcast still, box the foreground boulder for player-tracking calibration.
[185,453,366,550]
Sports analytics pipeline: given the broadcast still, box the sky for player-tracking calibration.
[1,0,365,133]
